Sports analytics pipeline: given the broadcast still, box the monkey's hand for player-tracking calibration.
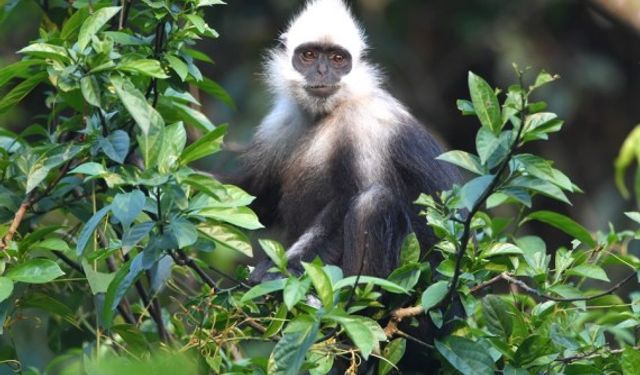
[248,259,304,285]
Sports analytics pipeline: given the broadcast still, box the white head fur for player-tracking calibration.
[265,0,382,114]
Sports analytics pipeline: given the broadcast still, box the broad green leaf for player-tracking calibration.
[0,277,13,302]
[110,75,164,167]
[179,125,226,165]
[421,280,448,312]
[301,262,334,310]
[118,59,169,78]
[76,204,112,256]
[435,336,496,375]
[268,318,319,375]
[468,71,501,133]
[102,256,142,328]
[522,211,595,247]
[166,55,188,81]
[122,221,155,253]
[170,101,215,131]
[99,130,130,164]
[17,43,69,62]
[378,338,406,375]
[460,175,494,210]
[259,239,286,270]
[437,150,484,175]
[69,162,107,176]
[157,122,187,173]
[197,223,252,257]
[509,177,571,205]
[0,71,47,114]
[387,263,421,291]
[308,351,334,375]
[80,75,101,108]
[82,261,115,294]
[6,259,64,284]
[475,127,500,165]
[168,218,198,248]
[622,346,640,375]
[112,190,145,230]
[481,243,523,258]
[334,275,408,294]
[31,238,71,252]
[78,6,121,51]
[530,70,559,91]
[482,295,513,338]
[567,264,609,282]
[339,317,375,359]
[198,206,263,229]
[60,8,89,40]
[183,174,224,199]
[625,211,640,225]
[240,279,286,302]
[400,232,420,264]
[283,277,308,309]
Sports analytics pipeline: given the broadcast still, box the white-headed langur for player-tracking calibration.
[235,0,461,284]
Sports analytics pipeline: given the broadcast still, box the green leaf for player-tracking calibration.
[76,205,112,256]
[168,218,198,248]
[99,130,130,164]
[283,277,308,309]
[481,243,523,258]
[0,277,13,303]
[378,338,406,375]
[475,127,500,165]
[78,6,122,51]
[334,275,408,294]
[80,75,101,108]
[70,162,107,176]
[122,221,155,253]
[522,211,595,247]
[179,125,226,165]
[435,336,496,375]
[197,223,252,257]
[259,239,287,270]
[198,206,263,230]
[400,232,420,264]
[32,238,71,252]
[195,77,236,110]
[157,122,187,173]
[437,150,484,175]
[625,211,640,225]
[468,71,502,133]
[622,346,640,375]
[301,262,334,310]
[112,190,145,230]
[615,126,640,199]
[17,43,69,62]
[567,264,609,282]
[82,261,115,294]
[264,303,288,338]
[240,278,286,303]
[509,176,571,205]
[109,74,163,134]
[421,280,448,312]
[166,55,188,81]
[482,295,513,338]
[6,259,65,284]
[460,175,494,210]
[268,318,319,375]
[530,70,559,91]
[456,99,475,116]
[118,59,169,79]
[387,263,421,291]
[102,255,143,328]
[26,144,84,194]
[0,71,47,114]
[60,8,89,40]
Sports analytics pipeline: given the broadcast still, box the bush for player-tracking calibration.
[0,2,638,374]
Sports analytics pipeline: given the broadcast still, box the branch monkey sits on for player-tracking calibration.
[236,0,461,283]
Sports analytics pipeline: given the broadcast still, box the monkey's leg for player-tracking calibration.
[342,185,412,277]
[249,200,344,283]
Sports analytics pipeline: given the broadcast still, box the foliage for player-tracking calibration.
[0,2,639,375]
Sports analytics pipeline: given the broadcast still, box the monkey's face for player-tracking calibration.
[291,43,352,99]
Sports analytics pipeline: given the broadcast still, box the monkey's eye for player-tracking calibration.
[302,50,316,60]
[331,53,346,66]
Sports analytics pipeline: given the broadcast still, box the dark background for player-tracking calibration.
[3,0,640,254]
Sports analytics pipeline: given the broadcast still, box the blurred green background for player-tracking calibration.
[2,0,640,265]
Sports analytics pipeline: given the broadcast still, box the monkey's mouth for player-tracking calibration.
[305,85,339,98]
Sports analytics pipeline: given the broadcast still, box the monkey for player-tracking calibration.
[235,0,461,284]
